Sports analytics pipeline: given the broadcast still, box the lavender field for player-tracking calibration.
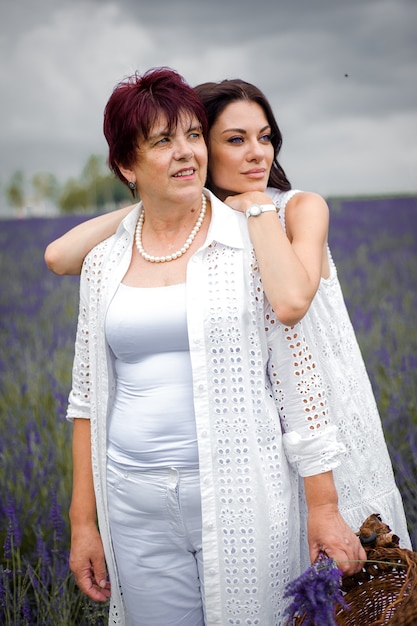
[1,197,417,624]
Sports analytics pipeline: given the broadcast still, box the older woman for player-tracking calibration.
[65,67,363,625]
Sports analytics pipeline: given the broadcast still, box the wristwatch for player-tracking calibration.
[245,203,277,218]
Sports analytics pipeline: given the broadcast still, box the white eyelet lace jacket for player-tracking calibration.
[67,190,346,626]
[268,188,411,571]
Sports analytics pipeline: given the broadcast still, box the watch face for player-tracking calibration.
[250,204,262,216]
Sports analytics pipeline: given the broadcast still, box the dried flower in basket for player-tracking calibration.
[284,551,350,626]
[284,514,417,625]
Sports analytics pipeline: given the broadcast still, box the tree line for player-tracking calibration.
[3,154,131,217]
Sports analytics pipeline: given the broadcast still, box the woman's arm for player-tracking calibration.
[44,204,134,275]
[69,418,111,602]
[225,190,329,325]
[304,471,366,575]
[266,315,365,574]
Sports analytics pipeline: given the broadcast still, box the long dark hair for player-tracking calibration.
[195,79,291,191]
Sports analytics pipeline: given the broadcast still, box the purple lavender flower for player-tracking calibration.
[50,490,65,546]
[3,498,22,559]
[0,571,7,609]
[284,552,350,625]
[21,595,32,622]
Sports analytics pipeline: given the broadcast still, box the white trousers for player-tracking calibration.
[107,462,205,626]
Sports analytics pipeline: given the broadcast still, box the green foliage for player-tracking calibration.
[58,155,131,213]
[59,178,90,213]
[5,170,25,212]
[32,172,59,204]
[1,535,109,625]
[3,155,132,215]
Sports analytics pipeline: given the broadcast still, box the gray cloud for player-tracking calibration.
[1,0,416,198]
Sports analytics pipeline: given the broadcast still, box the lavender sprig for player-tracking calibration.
[284,552,350,625]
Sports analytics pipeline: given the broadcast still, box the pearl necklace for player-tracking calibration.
[135,194,207,263]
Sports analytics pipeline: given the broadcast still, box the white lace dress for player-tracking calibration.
[269,188,411,565]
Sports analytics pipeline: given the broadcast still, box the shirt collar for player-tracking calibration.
[204,189,245,250]
[121,202,141,234]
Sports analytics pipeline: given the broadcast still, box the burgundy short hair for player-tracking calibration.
[103,67,208,189]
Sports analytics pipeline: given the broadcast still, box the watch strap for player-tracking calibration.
[245,203,277,218]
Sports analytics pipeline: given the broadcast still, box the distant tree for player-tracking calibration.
[2,155,131,216]
[96,173,131,209]
[59,178,89,213]
[31,172,59,210]
[5,170,25,217]
[81,154,104,208]
[80,154,131,211]
[82,154,104,181]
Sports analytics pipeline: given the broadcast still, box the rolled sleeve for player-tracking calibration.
[265,314,344,476]
[283,424,345,476]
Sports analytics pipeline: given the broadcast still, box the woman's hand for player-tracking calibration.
[224,191,275,213]
[304,471,366,576]
[223,190,321,325]
[307,503,366,576]
[70,522,111,602]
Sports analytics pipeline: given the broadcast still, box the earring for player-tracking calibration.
[128,181,136,191]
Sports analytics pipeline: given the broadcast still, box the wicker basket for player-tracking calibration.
[293,514,417,625]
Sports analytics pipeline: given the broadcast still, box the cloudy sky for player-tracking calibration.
[1,0,416,199]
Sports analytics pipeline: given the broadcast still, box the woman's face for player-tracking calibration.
[208,100,274,200]
[122,111,208,208]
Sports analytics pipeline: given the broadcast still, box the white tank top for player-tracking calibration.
[105,282,198,468]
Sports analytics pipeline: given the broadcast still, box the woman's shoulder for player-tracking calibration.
[268,187,326,209]
[286,192,330,228]
[267,187,299,206]
[276,190,329,222]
